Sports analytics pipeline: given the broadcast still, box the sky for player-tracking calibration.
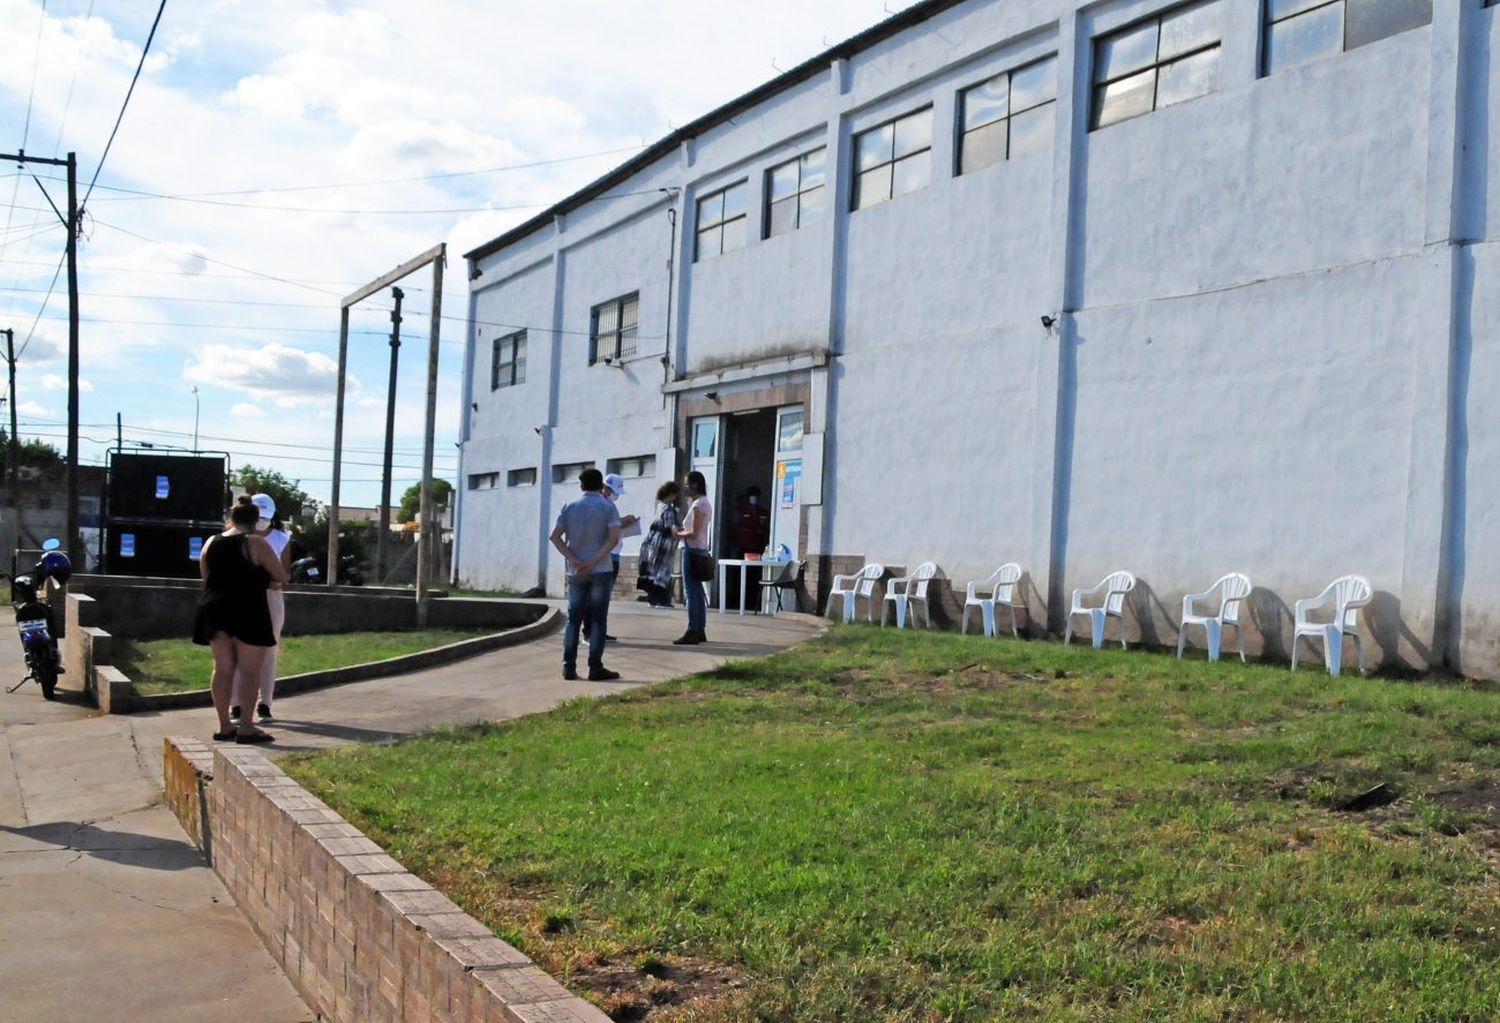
[0,0,902,509]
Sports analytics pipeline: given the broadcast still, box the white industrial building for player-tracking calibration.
[456,0,1500,677]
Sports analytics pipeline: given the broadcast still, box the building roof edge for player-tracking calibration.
[462,0,968,263]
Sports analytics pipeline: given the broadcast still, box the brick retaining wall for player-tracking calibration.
[163,737,610,1023]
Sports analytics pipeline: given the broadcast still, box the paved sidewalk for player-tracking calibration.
[0,597,822,1022]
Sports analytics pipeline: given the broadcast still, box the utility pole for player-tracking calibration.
[376,286,403,584]
[2,328,15,496]
[0,150,79,562]
[65,151,79,566]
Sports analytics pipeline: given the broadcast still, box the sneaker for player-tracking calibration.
[562,668,579,681]
[605,634,619,644]
[587,668,622,681]
[256,703,273,722]
[229,705,241,721]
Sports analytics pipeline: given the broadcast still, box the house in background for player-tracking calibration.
[455,0,1500,678]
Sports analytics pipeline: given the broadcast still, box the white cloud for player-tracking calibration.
[183,343,359,406]
[41,375,92,391]
[17,401,50,417]
[229,402,266,418]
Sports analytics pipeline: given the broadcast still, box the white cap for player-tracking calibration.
[602,473,626,496]
[250,493,276,521]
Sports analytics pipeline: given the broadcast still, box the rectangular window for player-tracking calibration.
[589,293,639,364]
[468,471,500,490]
[1262,0,1432,76]
[695,181,749,260]
[852,107,933,211]
[491,329,525,389]
[607,454,656,478]
[551,461,595,484]
[1091,0,1225,131]
[507,467,538,487]
[764,148,827,238]
[958,56,1059,175]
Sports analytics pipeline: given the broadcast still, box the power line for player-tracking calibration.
[15,252,66,360]
[19,426,456,472]
[91,219,343,297]
[83,186,671,217]
[53,143,649,200]
[80,0,167,209]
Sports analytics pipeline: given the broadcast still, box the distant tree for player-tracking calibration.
[396,478,452,523]
[229,465,318,520]
[16,438,63,468]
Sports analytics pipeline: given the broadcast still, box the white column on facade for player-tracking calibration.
[1405,0,1482,665]
[536,244,566,592]
[815,60,856,562]
[1028,4,1085,632]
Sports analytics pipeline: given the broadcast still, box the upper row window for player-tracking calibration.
[491,329,525,390]
[1262,0,1432,75]
[1091,0,1225,130]
[959,56,1059,175]
[695,182,748,261]
[765,148,827,238]
[853,107,933,210]
[589,293,638,364]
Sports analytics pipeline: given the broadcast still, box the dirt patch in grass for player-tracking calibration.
[429,869,747,1022]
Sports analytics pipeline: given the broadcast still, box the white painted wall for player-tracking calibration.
[457,0,1500,676]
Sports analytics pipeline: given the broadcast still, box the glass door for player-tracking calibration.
[771,406,804,558]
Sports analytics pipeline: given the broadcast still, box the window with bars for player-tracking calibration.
[1261,0,1431,76]
[589,293,639,364]
[958,57,1059,175]
[551,461,596,484]
[695,182,748,260]
[852,107,933,210]
[491,329,525,389]
[764,148,827,239]
[1091,0,1225,131]
[468,471,500,490]
[507,467,538,487]
[607,454,656,478]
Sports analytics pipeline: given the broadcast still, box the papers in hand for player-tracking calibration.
[620,518,643,538]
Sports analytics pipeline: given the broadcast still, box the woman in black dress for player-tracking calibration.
[194,496,289,743]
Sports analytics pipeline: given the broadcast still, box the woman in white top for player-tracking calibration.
[232,493,292,723]
[672,470,712,645]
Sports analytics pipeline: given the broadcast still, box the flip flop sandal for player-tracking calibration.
[212,729,237,741]
[235,731,274,745]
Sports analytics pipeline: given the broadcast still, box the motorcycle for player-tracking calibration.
[288,552,364,586]
[4,538,72,700]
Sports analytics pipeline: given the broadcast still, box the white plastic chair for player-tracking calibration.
[829,563,884,623]
[882,561,938,629]
[1063,570,1136,649]
[1291,575,1372,676]
[962,563,1023,637]
[1177,573,1252,662]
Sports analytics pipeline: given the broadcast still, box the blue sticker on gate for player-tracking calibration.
[189,536,203,560]
[155,475,169,499]
[120,534,136,557]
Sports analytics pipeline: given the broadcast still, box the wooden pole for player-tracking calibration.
[328,306,350,581]
[415,247,445,625]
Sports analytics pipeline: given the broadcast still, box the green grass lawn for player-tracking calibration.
[285,628,1500,1023]
[116,629,495,695]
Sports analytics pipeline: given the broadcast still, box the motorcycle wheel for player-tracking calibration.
[34,649,58,700]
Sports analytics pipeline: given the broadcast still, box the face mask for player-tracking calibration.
[255,518,270,532]
[748,496,758,506]
[606,492,617,503]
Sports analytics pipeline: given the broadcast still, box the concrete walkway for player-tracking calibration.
[0,597,822,1022]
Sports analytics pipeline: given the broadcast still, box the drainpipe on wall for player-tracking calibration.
[662,195,681,452]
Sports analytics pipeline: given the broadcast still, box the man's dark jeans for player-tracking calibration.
[564,571,612,673]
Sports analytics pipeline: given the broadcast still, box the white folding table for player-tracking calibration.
[716,558,788,615]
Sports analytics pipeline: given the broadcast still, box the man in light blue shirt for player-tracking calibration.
[549,467,622,681]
